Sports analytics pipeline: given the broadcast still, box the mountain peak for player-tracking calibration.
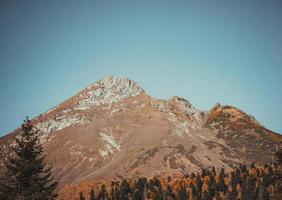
[1,76,281,187]
[75,76,144,110]
[169,96,199,114]
[87,76,143,91]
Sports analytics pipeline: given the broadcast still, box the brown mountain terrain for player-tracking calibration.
[0,76,281,187]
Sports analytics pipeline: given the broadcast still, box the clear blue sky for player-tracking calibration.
[0,0,281,136]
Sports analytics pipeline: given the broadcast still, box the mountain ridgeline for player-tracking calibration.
[0,76,281,187]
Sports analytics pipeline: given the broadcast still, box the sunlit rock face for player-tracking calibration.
[0,76,281,186]
[75,76,144,110]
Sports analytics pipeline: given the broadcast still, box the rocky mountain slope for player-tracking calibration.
[0,76,281,186]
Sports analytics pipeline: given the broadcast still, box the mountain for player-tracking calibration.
[0,76,281,186]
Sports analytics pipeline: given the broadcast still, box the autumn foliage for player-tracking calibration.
[59,163,282,200]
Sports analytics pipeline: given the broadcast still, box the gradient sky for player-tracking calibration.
[0,0,282,136]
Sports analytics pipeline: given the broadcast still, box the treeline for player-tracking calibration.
[78,163,282,200]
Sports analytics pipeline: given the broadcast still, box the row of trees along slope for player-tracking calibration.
[74,160,282,200]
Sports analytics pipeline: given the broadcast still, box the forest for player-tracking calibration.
[73,160,282,200]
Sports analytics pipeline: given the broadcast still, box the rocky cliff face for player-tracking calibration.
[0,76,281,186]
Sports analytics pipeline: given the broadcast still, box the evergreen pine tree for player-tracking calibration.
[80,192,86,200]
[133,178,147,200]
[201,168,207,178]
[133,189,141,200]
[211,166,217,177]
[239,164,247,174]
[165,184,175,199]
[178,183,188,200]
[120,179,131,200]
[0,118,58,200]
[241,174,248,200]
[247,175,257,200]
[228,188,238,200]
[90,189,95,200]
[228,172,238,200]
[98,184,108,200]
[217,168,227,194]
[190,173,196,179]
[110,181,115,200]
[196,173,203,200]
[203,191,212,200]
[203,184,213,200]
[208,173,216,189]
[153,177,163,200]
[235,167,242,186]
[114,182,120,200]
[189,182,198,200]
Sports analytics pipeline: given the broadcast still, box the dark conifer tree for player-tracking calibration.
[203,191,212,200]
[110,181,115,200]
[228,188,238,200]
[152,177,163,200]
[235,167,242,186]
[217,168,228,194]
[133,190,142,200]
[90,189,95,200]
[196,173,203,200]
[208,177,216,199]
[133,178,147,200]
[239,164,247,174]
[228,172,238,200]
[190,173,196,180]
[0,118,58,200]
[251,162,256,169]
[241,174,248,200]
[120,179,131,200]
[165,184,175,200]
[189,182,198,200]
[98,184,108,200]
[257,176,271,200]
[80,192,86,200]
[247,175,257,200]
[212,166,217,177]
[255,179,261,200]
[203,184,213,200]
[114,182,120,200]
[178,183,188,200]
[209,173,216,189]
[201,168,207,178]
